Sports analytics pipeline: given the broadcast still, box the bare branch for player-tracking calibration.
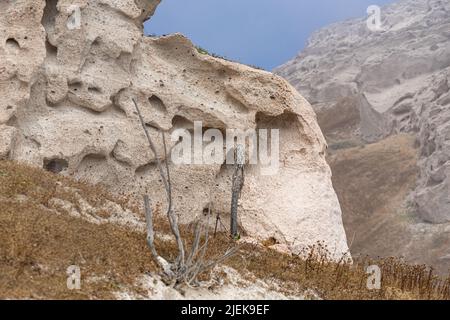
[199,246,240,274]
[186,221,202,266]
[161,131,173,214]
[132,98,185,266]
[132,99,170,203]
[144,195,174,277]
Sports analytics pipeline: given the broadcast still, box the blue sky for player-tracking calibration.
[145,0,394,70]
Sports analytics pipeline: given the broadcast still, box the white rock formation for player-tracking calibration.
[0,0,349,258]
[275,0,450,224]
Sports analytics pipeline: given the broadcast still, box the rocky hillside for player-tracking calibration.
[275,0,450,272]
[3,0,450,299]
[2,160,450,299]
[0,0,349,257]
[0,160,311,299]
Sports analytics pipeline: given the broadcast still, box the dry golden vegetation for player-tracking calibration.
[1,160,450,300]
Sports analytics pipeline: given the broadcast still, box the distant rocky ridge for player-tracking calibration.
[275,0,450,224]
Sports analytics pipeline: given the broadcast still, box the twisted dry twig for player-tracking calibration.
[132,98,237,286]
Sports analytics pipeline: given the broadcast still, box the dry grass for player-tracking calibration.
[1,160,450,300]
[226,243,450,300]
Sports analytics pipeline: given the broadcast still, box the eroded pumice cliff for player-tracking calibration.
[0,0,349,258]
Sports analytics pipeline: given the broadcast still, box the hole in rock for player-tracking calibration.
[202,205,213,216]
[148,95,167,114]
[262,237,279,247]
[171,115,194,131]
[44,158,69,174]
[69,81,83,92]
[88,86,102,94]
[74,153,113,185]
[42,0,58,32]
[226,94,250,114]
[91,38,101,47]
[45,40,58,58]
[5,38,20,53]
[80,154,107,168]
